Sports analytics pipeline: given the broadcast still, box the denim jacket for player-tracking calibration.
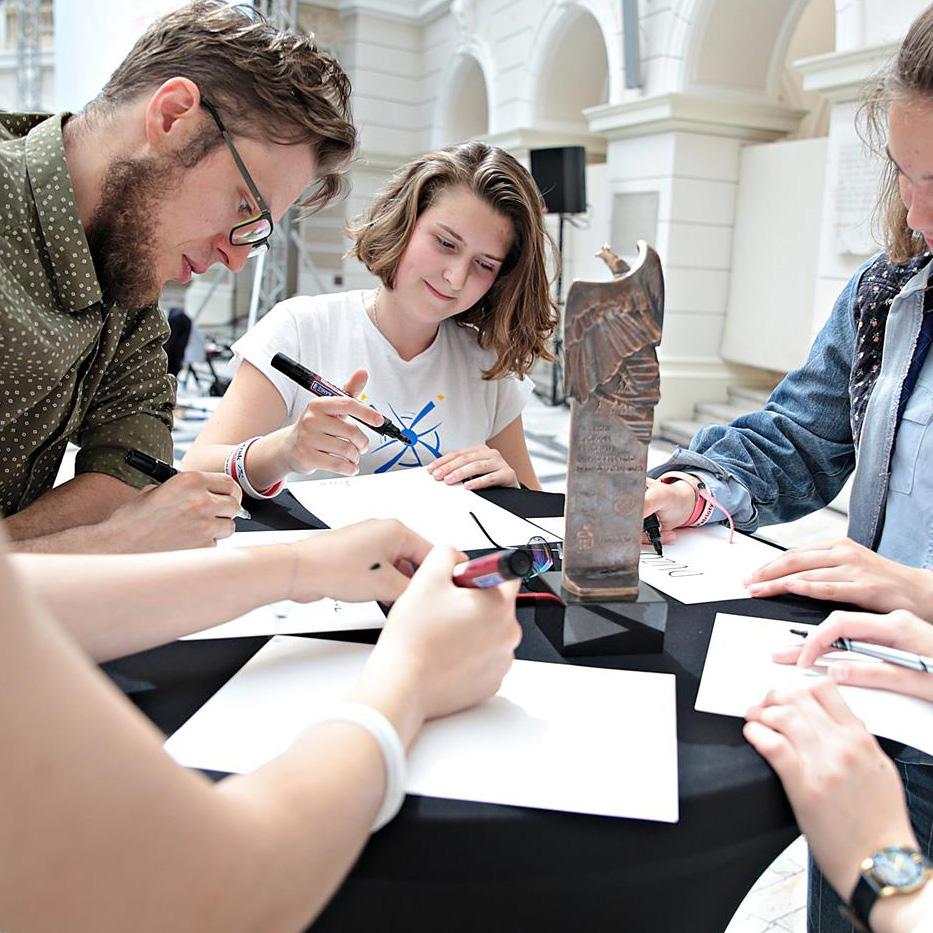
[651,254,933,558]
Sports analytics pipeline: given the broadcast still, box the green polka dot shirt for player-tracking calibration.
[0,112,174,517]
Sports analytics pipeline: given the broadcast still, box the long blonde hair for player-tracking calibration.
[860,5,933,262]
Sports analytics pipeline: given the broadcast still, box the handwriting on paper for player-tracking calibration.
[636,525,782,604]
[640,553,703,578]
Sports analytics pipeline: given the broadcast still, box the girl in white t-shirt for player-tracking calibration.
[183,142,558,494]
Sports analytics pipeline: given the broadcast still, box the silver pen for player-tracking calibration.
[791,628,933,673]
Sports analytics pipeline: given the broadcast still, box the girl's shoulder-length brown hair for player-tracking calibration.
[348,141,559,380]
[859,4,933,263]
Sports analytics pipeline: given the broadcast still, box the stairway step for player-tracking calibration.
[657,419,706,448]
[727,385,774,407]
[694,401,752,423]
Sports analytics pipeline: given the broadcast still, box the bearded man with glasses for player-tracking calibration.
[1,1,356,553]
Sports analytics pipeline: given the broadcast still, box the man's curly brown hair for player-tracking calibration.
[349,142,559,380]
[92,0,356,214]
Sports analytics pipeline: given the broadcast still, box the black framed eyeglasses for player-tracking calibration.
[468,511,555,580]
[201,97,273,257]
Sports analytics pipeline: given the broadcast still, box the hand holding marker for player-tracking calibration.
[270,353,413,446]
[452,548,533,588]
[124,449,252,520]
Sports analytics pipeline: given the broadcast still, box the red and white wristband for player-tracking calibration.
[224,436,284,500]
[660,471,735,542]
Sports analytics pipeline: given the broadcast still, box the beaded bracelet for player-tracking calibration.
[315,701,407,832]
[224,436,284,499]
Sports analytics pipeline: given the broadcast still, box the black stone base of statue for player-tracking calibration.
[532,570,667,657]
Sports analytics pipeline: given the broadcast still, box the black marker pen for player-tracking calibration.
[124,449,251,520]
[271,353,413,446]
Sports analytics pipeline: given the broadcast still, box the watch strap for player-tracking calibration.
[845,848,933,933]
[847,872,881,932]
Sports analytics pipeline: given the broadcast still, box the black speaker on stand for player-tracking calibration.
[530,145,587,406]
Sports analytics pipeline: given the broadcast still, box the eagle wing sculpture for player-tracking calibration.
[563,240,665,418]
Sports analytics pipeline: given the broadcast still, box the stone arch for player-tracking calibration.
[431,45,493,149]
[528,1,617,129]
[665,0,832,99]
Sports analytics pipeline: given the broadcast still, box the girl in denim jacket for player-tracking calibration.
[646,10,933,932]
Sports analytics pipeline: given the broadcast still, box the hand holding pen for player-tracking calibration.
[775,609,933,703]
[272,354,411,446]
[125,449,251,521]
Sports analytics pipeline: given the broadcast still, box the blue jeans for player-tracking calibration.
[807,749,933,933]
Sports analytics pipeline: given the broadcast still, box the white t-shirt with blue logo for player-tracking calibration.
[231,289,533,481]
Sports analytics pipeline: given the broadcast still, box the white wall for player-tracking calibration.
[53,0,185,111]
[720,137,828,371]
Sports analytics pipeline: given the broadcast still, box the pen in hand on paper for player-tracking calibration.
[270,353,413,446]
[790,628,933,673]
[124,449,252,521]
[643,514,663,557]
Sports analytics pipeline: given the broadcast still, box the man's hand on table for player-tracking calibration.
[743,537,933,612]
[9,471,243,553]
[99,471,243,551]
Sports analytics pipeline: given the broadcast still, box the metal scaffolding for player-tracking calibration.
[247,0,300,322]
[15,0,43,111]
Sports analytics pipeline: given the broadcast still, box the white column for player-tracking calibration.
[585,94,805,421]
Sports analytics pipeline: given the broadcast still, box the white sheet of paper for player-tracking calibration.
[528,516,565,539]
[165,636,679,822]
[181,599,385,640]
[696,613,933,756]
[288,468,561,550]
[639,525,782,604]
[185,529,383,639]
[216,529,325,549]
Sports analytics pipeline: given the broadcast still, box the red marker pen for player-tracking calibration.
[452,548,533,588]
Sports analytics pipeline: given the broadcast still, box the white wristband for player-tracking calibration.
[227,436,283,499]
[317,701,407,833]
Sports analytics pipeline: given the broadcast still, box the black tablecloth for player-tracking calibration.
[107,487,819,933]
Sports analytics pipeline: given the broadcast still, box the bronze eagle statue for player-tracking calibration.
[563,240,664,444]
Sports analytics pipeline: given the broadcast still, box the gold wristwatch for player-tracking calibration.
[844,845,932,932]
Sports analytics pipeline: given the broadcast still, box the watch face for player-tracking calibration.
[872,848,925,888]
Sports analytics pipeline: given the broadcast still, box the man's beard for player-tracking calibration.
[85,154,179,308]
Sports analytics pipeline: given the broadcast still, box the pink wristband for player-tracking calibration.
[659,471,735,542]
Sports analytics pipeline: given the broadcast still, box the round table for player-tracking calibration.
[107,487,821,932]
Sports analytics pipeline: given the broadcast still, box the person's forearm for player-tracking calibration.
[179,441,234,475]
[9,520,123,554]
[1,542,412,933]
[14,546,294,661]
[5,473,138,542]
[183,434,290,492]
[213,722,394,933]
[904,568,933,619]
